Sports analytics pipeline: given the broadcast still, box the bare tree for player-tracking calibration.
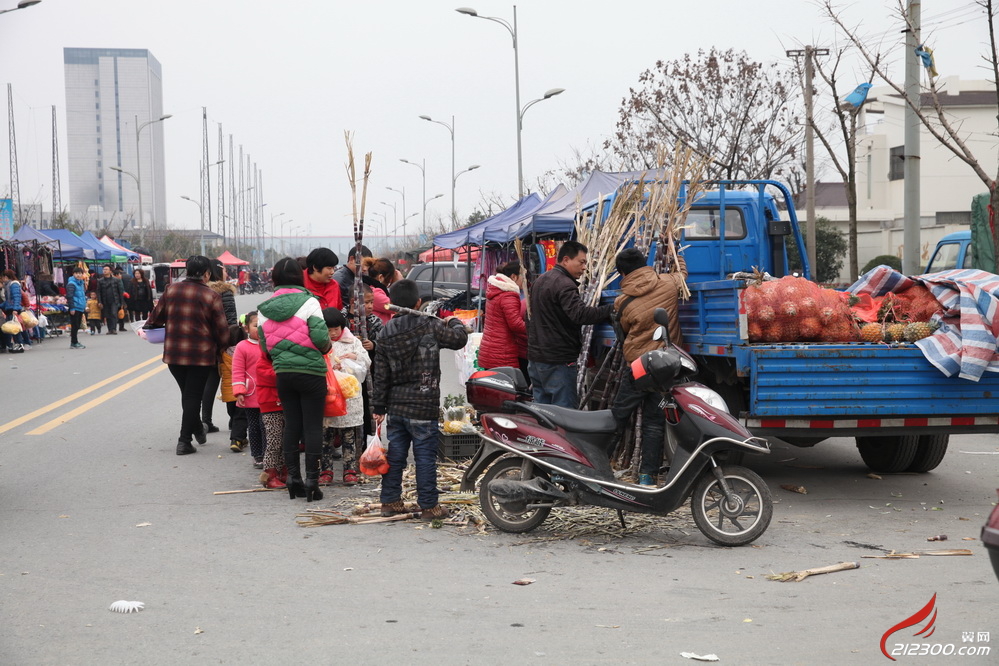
[823,0,999,271]
[798,45,880,281]
[607,47,806,182]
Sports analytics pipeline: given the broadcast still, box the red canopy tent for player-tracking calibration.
[418,246,481,263]
[217,250,249,266]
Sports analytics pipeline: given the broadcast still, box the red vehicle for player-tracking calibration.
[983,489,999,582]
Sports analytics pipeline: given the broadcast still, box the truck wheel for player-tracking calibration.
[906,434,949,473]
[479,458,552,533]
[856,435,919,473]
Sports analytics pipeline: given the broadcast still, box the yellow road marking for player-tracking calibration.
[24,363,168,436]
[0,354,163,435]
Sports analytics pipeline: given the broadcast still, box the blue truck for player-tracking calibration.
[925,230,973,272]
[586,180,999,473]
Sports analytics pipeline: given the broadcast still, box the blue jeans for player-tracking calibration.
[380,415,440,509]
[528,360,579,408]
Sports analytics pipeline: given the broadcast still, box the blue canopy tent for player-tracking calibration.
[80,230,133,262]
[12,225,94,260]
[482,185,568,243]
[433,194,541,249]
[488,170,668,243]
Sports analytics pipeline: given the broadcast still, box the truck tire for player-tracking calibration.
[856,435,919,473]
[906,434,949,473]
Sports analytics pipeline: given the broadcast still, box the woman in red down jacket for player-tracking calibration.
[477,261,528,375]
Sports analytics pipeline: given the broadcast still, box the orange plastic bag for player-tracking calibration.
[359,427,390,477]
[324,356,347,417]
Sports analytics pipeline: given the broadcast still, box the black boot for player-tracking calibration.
[176,438,197,455]
[284,449,306,499]
[304,453,324,503]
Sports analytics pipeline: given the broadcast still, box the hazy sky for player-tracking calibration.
[0,0,991,242]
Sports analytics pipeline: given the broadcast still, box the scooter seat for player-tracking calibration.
[521,404,619,433]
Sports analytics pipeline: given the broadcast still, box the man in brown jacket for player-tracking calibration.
[610,247,688,486]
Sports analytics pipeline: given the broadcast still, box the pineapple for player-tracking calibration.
[860,323,883,343]
[800,317,822,340]
[885,323,907,342]
[904,321,937,342]
[757,305,776,323]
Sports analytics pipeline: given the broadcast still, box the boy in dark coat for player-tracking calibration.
[371,279,467,520]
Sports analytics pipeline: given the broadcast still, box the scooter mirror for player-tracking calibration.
[653,308,671,327]
[652,326,664,342]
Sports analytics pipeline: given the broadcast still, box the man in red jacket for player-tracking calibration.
[302,247,342,310]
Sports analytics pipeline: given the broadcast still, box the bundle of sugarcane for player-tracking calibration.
[296,509,420,527]
[649,145,713,293]
[514,238,530,316]
[344,132,372,342]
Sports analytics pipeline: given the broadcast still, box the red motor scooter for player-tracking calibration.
[461,309,773,546]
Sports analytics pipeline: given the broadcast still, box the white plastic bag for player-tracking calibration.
[341,357,368,383]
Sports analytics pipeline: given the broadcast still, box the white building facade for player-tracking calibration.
[63,48,167,232]
[814,77,998,279]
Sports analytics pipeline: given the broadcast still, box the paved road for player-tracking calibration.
[2,296,997,664]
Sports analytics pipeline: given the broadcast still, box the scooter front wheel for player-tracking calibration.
[479,457,552,533]
[690,465,773,546]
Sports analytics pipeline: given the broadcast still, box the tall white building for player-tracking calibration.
[63,48,166,232]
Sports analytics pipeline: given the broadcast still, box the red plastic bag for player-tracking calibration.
[324,356,347,417]
[359,427,390,477]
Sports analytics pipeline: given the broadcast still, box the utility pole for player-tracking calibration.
[217,123,225,243]
[51,105,60,227]
[786,46,829,278]
[8,84,21,228]
[201,107,212,235]
[903,0,921,275]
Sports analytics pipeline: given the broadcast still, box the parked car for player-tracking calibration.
[407,262,481,304]
[984,489,999,583]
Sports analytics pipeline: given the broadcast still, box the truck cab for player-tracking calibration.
[925,230,972,272]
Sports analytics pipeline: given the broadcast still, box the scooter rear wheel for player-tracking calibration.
[479,457,552,533]
[690,465,772,546]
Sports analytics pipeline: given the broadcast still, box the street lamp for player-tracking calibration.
[400,158,426,230]
[422,193,444,234]
[279,217,294,256]
[180,195,205,255]
[269,212,285,259]
[133,113,172,247]
[109,166,140,229]
[0,1,41,16]
[419,114,457,223]
[519,89,564,192]
[380,201,397,230]
[386,186,407,240]
[456,6,524,195]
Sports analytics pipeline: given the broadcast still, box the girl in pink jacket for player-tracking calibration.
[233,311,266,469]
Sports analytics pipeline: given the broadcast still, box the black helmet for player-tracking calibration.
[631,349,681,392]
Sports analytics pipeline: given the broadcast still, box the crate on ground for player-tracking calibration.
[438,430,481,459]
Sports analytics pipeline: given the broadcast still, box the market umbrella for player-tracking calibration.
[217,250,249,266]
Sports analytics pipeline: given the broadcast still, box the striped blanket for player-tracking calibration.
[848,267,999,381]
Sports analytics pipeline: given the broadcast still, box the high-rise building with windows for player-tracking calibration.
[63,47,166,231]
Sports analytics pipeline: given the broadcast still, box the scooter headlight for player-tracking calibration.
[679,355,697,373]
[685,386,730,413]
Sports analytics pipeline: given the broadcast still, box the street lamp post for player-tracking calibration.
[269,212,285,262]
[110,165,139,228]
[419,114,456,223]
[380,201,397,231]
[0,1,42,16]
[422,193,444,235]
[453,166,481,223]
[180,195,204,255]
[457,6,522,195]
[400,158,426,231]
[279,217,294,257]
[133,113,172,247]
[386,186,407,240]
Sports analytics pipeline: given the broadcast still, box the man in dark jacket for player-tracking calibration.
[332,245,371,307]
[526,240,612,408]
[372,279,467,520]
[97,265,124,335]
[610,248,688,486]
[146,255,230,455]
